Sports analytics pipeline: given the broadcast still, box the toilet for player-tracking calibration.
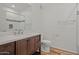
[41,40,51,52]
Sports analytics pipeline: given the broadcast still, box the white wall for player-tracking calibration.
[31,4,42,33]
[41,3,77,52]
[0,7,7,32]
[21,4,42,33]
[77,4,79,52]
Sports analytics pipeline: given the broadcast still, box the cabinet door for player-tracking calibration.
[27,35,41,55]
[0,42,15,55]
[27,38,35,55]
[34,35,41,52]
[34,36,40,51]
[16,39,28,55]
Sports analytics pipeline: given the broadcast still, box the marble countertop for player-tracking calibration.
[0,33,40,45]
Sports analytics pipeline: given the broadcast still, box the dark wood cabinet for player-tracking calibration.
[0,42,15,55]
[16,35,41,55]
[0,35,41,55]
[27,38,35,54]
[34,35,40,51]
[16,39,28,55]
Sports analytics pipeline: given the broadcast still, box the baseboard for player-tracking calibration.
[50,47,79,55]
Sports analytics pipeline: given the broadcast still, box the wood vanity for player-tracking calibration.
[0,34,41,55]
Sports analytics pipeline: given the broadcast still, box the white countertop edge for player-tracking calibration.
[0,33,41,45]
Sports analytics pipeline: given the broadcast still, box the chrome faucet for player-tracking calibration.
[14,29,23,35]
